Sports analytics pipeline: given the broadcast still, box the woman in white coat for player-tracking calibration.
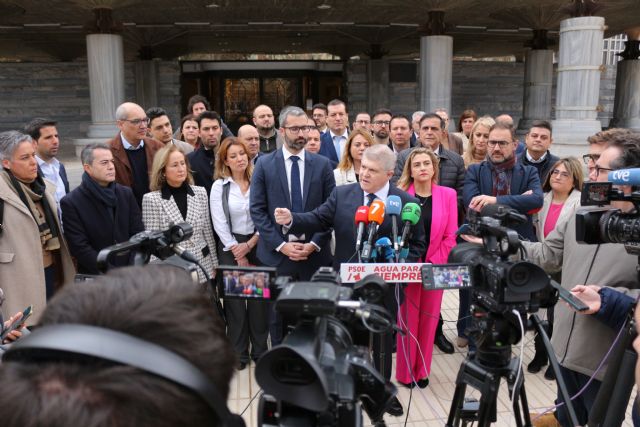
[333,128,373,186]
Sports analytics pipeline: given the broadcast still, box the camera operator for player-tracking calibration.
[521,132,640,426]
[0,265,236,426]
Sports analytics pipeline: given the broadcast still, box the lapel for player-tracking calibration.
[480,163,493,195]
[540,192,552,225]
[160,193,185,225]
[111,134,132,173]
[184,187,198,226]
[510,163,524,194]
[0,182,31,218]
[302,154,313,209]
[346,184,364,237]
[430,184,444,243]
[274,150,291,209]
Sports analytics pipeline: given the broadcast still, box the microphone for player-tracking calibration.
[172,244,199,264]
[361,199,385,262]
[399,202,421,249]
[354,206,370,253]
[385,195,402,252]
[607,168,640,185]
[375,237,395,262]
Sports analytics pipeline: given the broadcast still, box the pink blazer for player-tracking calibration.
[407,183,458,264]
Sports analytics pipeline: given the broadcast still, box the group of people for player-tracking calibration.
[0,92,639,425]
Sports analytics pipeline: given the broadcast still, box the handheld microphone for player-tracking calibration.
[399,202,421,249]
[385,195,402,252]
[354,206,370,252]
[361,199,385,262]
[374,237,395,262]
[607,168,640,186]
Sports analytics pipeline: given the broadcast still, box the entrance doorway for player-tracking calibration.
[181,62,343,135]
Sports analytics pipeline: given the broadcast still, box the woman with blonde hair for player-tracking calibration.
[333,128,374,186]
[210,137,267,370]
[395,147,458,388]
[463,116,495,168]
[141,144,217,283]
[528,157,583,379]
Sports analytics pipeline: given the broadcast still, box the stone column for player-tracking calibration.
[135,58,160,109]
[367,44,389,113]
[518,31,554,132]
[609,28,640,131]
[419,11,453,114]
[552,16,605,158]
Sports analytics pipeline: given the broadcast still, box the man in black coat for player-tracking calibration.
[187,111,223,194]
[517,120,560,184]
[60,143,144,275]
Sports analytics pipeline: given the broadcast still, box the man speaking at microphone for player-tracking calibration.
[273,144,425,417]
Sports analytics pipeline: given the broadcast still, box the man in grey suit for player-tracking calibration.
[250,106,336,344]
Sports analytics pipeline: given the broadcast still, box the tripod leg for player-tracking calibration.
[446,371,468,427]
[512,379,533,427]
[476,375,499,427]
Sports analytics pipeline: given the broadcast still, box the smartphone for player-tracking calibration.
[422,264,473,291]
[1,305,33,340]
[549,280,590,312]
[216,265,276,300]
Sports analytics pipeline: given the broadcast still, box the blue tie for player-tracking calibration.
[290,155,303,212]
[333,135,341,160]
[367,193,376,206]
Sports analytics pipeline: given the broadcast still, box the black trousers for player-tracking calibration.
[218,234,269,363]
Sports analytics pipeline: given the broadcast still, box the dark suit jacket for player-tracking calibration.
[463,161,543,241]
[60,181,144,274]
[37,162,69,194]
[289,183,426,269]
[318,131,340,164]
[187,146,216,194]
[107,133,163,189]
[250,149,336,278]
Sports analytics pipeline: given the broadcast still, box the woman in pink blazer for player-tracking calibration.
[395,147,458,388]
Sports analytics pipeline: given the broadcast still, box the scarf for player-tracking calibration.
[1,170,60,250]
[487,155,516,197]
[82,171,117,220]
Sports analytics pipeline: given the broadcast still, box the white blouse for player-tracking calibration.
[210,177,255,251]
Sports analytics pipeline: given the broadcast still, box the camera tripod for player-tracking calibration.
[445,312,580,427]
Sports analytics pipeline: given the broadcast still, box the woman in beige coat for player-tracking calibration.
[0,131,75,325]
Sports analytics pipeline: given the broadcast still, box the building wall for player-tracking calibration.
[0,59,619,152]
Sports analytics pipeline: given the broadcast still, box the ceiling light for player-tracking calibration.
[317,2,331,10]
[205,2,219,8]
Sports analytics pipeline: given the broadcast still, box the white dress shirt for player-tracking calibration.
[363,181,390,206]
[36,156,66,204]
[210,177,254,251]
[329,129,348,160]
[282,145,305,201]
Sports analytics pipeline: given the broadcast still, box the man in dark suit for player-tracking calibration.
[187,110,223,194]
[464,121,543,241]
[24,118,69,207]
[60,143,144,274]
[518,120,559,184]
[250,106,336,343]
[388,114,417,154]
[273,144,426,417]
[318,99,349,165]
[108,102,164,206]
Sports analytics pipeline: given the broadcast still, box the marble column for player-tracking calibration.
[135,59,160,109]
[367,44,389,113]
[610,29,640,130]
[420,35,453,114]
[86,33,125,139]
[552,16,605,158]
[518,49,554,131]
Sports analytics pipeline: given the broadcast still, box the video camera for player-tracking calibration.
[576,168,640,254]
[216,266,397,426]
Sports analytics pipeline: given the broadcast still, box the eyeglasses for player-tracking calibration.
[551,169,571,179]
[582,153,601,165]
[372,120,391,126]
[594,165,613,178]
[283,126,313,133]
[487,140,511,148]
[121,117,150,126]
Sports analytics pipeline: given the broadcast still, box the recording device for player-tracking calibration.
[361,199,385,261]
[354,205,369,251]
[548,280,589,312]
[255,268,397,426]
[421,264,473,291]
[577,177,640,254]
[1,305,32,341]
[216,266,276,300]
[385,195,402,252]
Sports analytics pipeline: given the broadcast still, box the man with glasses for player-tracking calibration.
[371,108,393,146]
[108,102,163,206]
[522,132,640,426]
[463,121,543,241]
[251,106,335,344]
[584,128,634,176]
[312,103,328,135]
[318,99,350,165]
[352,112,372,132]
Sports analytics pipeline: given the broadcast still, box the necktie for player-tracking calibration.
[290,156,303,212]
[333,135,341,160]
[367,193,376,206]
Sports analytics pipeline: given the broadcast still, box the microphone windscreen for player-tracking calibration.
[368,200,386,225]
[374,237,392,247]
[354,206,369,224]
[400,202,421,225]
[385,195,402,216]
[479,203,514,218]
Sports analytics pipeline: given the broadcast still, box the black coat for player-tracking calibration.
[518,150,560,185]
[60,181,144,274]
[187,146,215,194]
